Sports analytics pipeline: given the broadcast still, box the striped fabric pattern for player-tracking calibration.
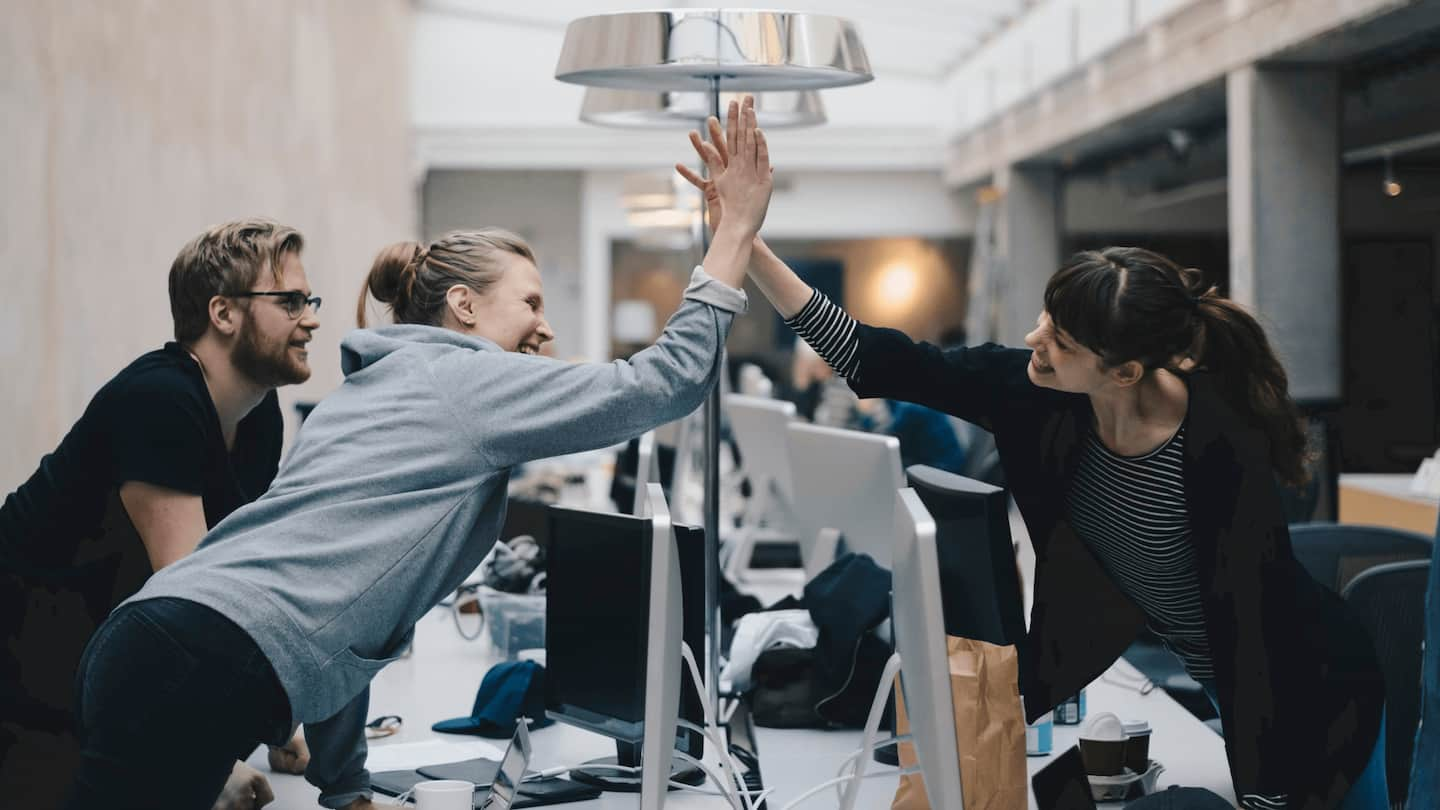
[783,289,860,379]
[1066,424,1215,680]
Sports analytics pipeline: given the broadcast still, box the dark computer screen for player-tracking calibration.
[1031,746,1098,810]
[500,497,551,553]
[545,506,651,741]
[907,468,1027,648]
[672,522,706,758]
[544,507,704,756]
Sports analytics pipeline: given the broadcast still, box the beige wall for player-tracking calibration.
[0,0,415,491]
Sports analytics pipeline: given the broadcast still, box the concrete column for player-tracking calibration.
[1227,65,1341,401]
[995,165,1062,346]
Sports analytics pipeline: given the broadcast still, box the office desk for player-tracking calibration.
[1339,473,1439,535]
[249,609,1234,809]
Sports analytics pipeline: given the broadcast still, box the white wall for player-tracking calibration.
[0,0,415,491]
[422,170,585,359]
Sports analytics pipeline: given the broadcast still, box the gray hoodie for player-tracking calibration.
[126,267,745,806]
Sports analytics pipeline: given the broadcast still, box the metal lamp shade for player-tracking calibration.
[581,88,825,129]
[555,9,872,92]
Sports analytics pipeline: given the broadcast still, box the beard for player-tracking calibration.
[232,323,310,388]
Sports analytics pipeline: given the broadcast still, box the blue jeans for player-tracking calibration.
[65,597,292,809]
[1199,680,1389,809]
[1410,532,1440,808]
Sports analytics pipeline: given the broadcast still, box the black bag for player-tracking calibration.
[748,553,894,729]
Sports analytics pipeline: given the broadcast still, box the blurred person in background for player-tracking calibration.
[0,219,317,809]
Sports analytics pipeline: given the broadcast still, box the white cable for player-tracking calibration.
[831,735,911,804]
[672,750,747,810]
[837,652,903,810]
[681,642,757,810]
[776,766,921,810]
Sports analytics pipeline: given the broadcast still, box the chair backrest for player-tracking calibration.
[1287,522,1433,594]
[1342,559,1431,800]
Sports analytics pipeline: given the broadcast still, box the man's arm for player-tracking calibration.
[117,480,208,570]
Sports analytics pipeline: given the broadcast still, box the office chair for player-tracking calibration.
[1288,522,1433,594]
[1342,559,1431,802]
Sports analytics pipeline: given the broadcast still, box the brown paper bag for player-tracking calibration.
[891,636,1026,810]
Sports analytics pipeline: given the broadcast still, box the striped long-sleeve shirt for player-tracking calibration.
[785,289,1287,809]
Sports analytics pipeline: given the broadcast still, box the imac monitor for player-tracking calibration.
[905,465,1026,649]
[544,485,704,803]
[786,422,905,572]
[890,487,966,810]
[725,394,798,507]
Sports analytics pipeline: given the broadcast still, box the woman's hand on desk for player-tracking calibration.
[210,761,275,809]
[267,729,310,774]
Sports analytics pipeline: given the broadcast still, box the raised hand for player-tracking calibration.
[676,95,771,235]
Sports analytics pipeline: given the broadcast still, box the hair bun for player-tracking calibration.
[357,240,424,326]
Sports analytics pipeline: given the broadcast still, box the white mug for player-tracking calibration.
[413,779,475,810]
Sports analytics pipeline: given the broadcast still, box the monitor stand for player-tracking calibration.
[568,740,705,792]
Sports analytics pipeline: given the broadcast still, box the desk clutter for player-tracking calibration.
[396,443,1245,810]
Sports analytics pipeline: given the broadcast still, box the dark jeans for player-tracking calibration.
[1410,531,1440,808]
[65,597,292,809]
[1199,679,1389,809]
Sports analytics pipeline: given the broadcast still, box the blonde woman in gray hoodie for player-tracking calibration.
[63,98,772,810]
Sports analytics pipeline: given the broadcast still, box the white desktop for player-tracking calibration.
[785,422,905,575]
[889,487,967,809]
[724,394,801,578]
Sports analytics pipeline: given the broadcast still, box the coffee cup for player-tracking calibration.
[414,779,475,810]
[1078,712,1127,776]
[1122,719,1152,774]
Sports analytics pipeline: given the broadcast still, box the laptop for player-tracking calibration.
[478,720,534,810]
[1031,746,1099,810]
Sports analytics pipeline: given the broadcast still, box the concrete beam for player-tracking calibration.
[944,0,1409,188]
[1227,65,1342,401]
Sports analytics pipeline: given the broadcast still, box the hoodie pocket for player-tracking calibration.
[331,626,415,674]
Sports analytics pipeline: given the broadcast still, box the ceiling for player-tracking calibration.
[418,0,1033,80]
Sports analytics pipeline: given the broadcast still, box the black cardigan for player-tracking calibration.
[846,325,1384,808]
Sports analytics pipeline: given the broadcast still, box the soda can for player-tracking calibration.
[1054,689,1087,725]
[1026,710,1054,756]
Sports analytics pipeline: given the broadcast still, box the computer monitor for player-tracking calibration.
[544,484,704,804]
[499,496,551,553]
[905,465,1026,649]
[726,394,798,507]
[724,394,801,576]
[785,422,905,574]
[890,487,965,810]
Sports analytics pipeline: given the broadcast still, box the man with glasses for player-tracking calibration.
[0,218,319,808]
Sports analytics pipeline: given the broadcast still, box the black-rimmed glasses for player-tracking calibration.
[230,291,322,319]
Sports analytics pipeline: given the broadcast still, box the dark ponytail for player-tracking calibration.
[1045,247,1311,488]
[1191,292,1311,487]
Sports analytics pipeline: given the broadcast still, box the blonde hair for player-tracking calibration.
[169,218,304,342]
[358,229,535,327]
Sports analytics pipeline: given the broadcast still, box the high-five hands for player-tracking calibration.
[676,95,772,235]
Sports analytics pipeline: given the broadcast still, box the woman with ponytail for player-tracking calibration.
[63,99,773,809]
[679,116,1386,808]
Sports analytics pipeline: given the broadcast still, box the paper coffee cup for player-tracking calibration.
[1122,720,1152,774]
[414,779,475,810]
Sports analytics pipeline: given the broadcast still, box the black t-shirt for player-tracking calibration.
[0,343,282,731]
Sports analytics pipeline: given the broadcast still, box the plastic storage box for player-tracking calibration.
[477,585,546,660]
